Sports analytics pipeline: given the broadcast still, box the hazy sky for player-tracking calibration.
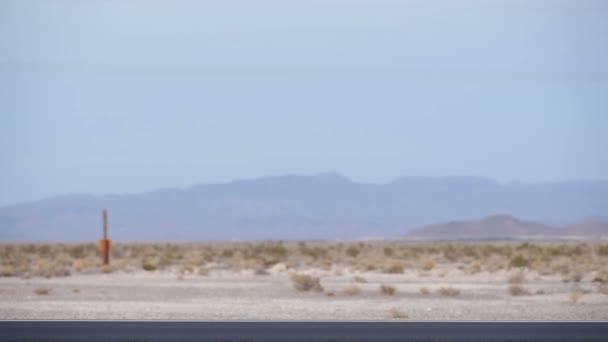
[1,0,607,206]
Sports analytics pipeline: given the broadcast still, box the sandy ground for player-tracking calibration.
[1,267,607,320]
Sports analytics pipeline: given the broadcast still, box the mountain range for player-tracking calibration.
[0,173,607,241]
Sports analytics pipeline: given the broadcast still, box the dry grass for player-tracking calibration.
[438,287,460,297]
[0,241,606,283]
[508,284,530,296]
[389,308,408,319]
[569,289,584,303]
[420,258,435,271]
[385,263,405,274]
[419,287,430,295]
[34,287,51,295]
[353,276,367,283]
[291,274,323,292]
[379,284,396,296]
[508,270,525,284]
[340,285,361,296]
[0,265,15,277]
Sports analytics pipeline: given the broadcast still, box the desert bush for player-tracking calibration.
[34,287,51,295]
[389,308,408,319]
[438,287,460,296]
[383,247,394,257]
[325,290,335,297]
[380,285,396,296]
[419,287,430,295]
[385,263,405,274]
[508,270,526,284]
[353,276,367,283]
[570,289,584,303]
[346,246,360,258]
[340,285,361,296]
[100,265,112,274]
[508,284,530,296]
[291,274,323,292]
[1,265,15,277]
[469,261,482,274]
[509,255,530,269]
[570,272,583,283]
[142,259,157,272]
[420,258,435,271]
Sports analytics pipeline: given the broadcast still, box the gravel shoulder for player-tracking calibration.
[1,268,607,320]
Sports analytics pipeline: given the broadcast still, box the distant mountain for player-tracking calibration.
[406,215,555,240]
[405,215,608,240]
[0,174,607,241]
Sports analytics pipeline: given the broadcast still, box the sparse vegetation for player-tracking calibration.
[438,287,460,297]
[380,284,396,296]
[420,258,435,271]
[0,241,605,285]
[1,265,15,277]
[570,289,584,303]
[353,276,367,283]
[385,263,405,274]
[508,284,530,296]
[141,260,157,272]
[291,274,323,292]
[419,287,430,295]
[508,270,525,284]
[340,285,361,296]
[509,255,530,269]
[34,287,51,295]
[389,308,408,319]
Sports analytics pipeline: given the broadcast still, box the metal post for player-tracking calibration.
[99,209,111,266]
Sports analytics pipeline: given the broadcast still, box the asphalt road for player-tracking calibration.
[1,321,607,342]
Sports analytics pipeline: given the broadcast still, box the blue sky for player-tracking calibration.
[1,0,607,206]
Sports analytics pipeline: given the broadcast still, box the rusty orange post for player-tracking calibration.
[98,209,112,265]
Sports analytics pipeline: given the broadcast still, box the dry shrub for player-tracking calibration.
[353,276,367,283]
[420,258,435,271]
[346,246,360,258]
[100,265,112,274]
[438,287,460,297]
[141,260,157,272]
[385,263,404,274]
[389,308,408,319]
[509,255,530,269]
[325,290,336,297]
[72,288,80,293]
[599,286,608,295]
[380,284,396,296]
[340,285,361,296]
[291,274,323,292]
[570,272,583,283]
[1,265,15,277]
[570,289,584,303]
[508,270,525,284]
[469,261,482,274]
[508,284,530,296]
[34,287,51,295]
[419,287,430,295]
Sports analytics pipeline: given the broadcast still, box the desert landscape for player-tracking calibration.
[1,241,608,320]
